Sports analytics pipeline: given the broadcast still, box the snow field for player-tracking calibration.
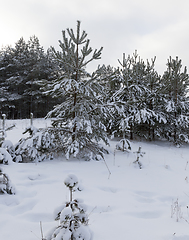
[1,119,189,239]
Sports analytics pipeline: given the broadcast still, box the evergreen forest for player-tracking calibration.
[1,21,189,147]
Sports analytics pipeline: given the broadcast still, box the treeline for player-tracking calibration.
[99,51,189,144]
[1,34,189,145]
[0,36,62,119]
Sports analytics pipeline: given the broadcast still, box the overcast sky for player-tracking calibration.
[1,0,189,74]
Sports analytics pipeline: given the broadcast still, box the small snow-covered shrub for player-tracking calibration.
[47,174,91,240]
[0,147,13,165]
[116,138,131,152]
[14,126,55,163]
[54,174,83,220]
[1,140,15,159]
[0,168,15,194]
[171,198,182,222]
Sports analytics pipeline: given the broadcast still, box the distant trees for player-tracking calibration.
[0,36,59,119]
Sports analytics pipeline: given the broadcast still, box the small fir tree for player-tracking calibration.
[0,167,15,194]
[0,114,15,144]
[14,116,54,163]
[14,127,54,163]
[95,65,123,138]
[161,57,189,145]
[47,174,91,240]
[40,21,109,160]
[0,147,12,164]
[1,140,15,160]
[116,138,131,152]
[133,146,145,169]
[0,114,15,162]
[112,51,166,141]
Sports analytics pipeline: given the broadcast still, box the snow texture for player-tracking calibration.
[0,118,189,240]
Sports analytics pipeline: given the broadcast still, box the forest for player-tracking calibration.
[0,36,62,119]
[1,21,189,148]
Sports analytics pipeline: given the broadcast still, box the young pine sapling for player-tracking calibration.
[0,167,15,194]
[116,138,131,152]
[133,146,145,169]
[47,174,91,240]
[0,114,15,158]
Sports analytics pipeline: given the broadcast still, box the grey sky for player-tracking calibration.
[1,0,189,74]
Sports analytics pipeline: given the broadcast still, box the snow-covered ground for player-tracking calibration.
[1,118,189,240]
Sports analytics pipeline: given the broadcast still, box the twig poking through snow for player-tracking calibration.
[185,161,188,170]
[133,146,145,169]
[103,158,111,179]
[40,221,46,240]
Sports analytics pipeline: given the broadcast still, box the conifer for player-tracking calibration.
[40,21,109,160]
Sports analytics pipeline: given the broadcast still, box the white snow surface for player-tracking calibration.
[1,118,189,239]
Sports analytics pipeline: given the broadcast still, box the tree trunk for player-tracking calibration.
[130,123,133,140]
[72,42,79,142]
[174,76,178,143]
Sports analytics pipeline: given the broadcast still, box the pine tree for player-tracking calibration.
[0,114,15,163]
[0,167,15,194]
[47,174,91,240]
[40,21,109,160]
[161,57,189,144]
[14,115,54,163]
[95,65,122,138]
[0,37,58,118]
[112,51,166,141]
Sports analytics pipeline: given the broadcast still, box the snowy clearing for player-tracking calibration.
[1,118,189,240]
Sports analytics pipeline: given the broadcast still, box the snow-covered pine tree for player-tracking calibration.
[95,65,123,138]
[0,147,13,164]
[131,55,167,140]
[47,174,91,240]
[0,36,58,118]
[160,57,189,144]
[0,114,15,163]
[39,21,109,160]
[14,114,54,163]
[0,167,15,194]
[112,51,166,141]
